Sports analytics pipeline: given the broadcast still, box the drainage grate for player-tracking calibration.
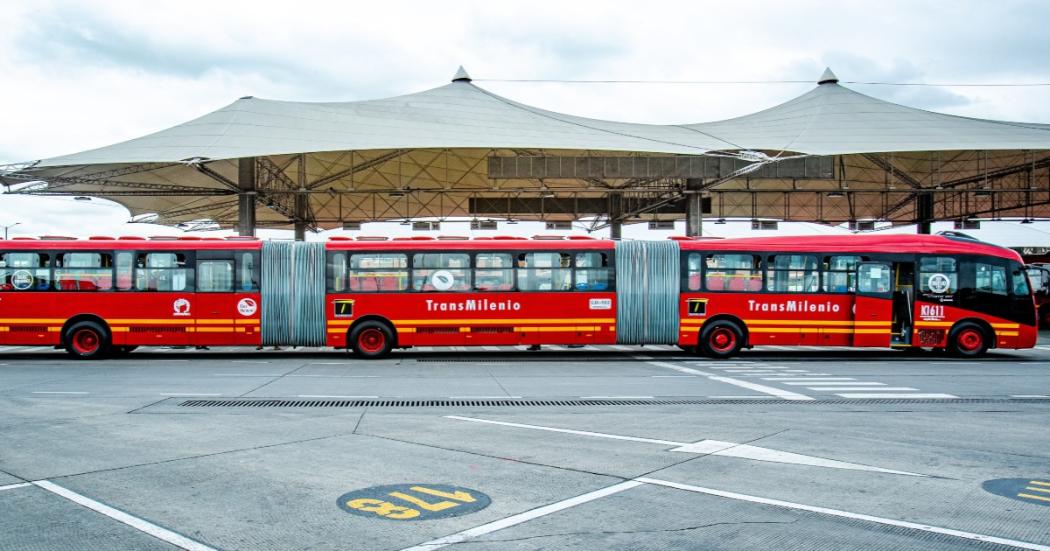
[178,397,1050,408]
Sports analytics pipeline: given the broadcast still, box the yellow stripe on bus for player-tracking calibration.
[327,318,616,327]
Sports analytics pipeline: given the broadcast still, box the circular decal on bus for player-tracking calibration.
[173,298,192,316]
[927,273,952,294]
[10,270,34,291]
[430,270,455,291]
[237,298,258,316]
[337,483,490,521]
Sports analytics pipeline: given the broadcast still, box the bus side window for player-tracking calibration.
[116,251,134,290]
[517,252,572,291]
[768,254,818,293]
[575,252,611,291]
[329,252,347,292]
[822,255,862,292]
[239,252,258,291]
[475,253,513,291]
[705,254,762,292]
[686,253,702,291]
[136,252,193,292]
[55,252,113,291]
[1011,263,1032,296]
[974,262,1007,296]
[197,260,234,292]
[0,252,51,291]
[918,256,957,295]
[348,253,408,292]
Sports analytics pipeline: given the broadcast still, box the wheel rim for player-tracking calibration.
[72,329,100,355]
[358,328,385,354]
[709,327,736,353]
[957,328,983,352]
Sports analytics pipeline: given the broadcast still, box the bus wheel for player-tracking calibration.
[350,321,394,358]
[947,322,988,357]
[700,320,743,359]
[64,321,110,360]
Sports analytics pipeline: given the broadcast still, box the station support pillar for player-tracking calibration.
[916,193,933,234]
[685,178,704,237]
[237,157,257,237]
[608,193,623,239]
[294,154,308,241]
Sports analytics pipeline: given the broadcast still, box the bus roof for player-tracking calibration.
[325,238,615,251]
[677,233,1022,262]
[0,237,262,251]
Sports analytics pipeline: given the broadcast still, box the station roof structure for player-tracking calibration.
[4,67,1050,236]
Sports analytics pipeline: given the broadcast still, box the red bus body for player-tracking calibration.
[0,233,1037,358]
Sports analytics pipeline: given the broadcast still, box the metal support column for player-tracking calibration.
[237,157,257,237]
[608,193,623,240]
[685,178,703,236]
[916,193,933,234]
[294,154,308,241]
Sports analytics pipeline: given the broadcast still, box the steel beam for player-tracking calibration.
[685,178,703,236]
[237,157,257,237]
[608,193,623,239]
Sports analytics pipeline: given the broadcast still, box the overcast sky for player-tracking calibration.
[2,0,1049,236]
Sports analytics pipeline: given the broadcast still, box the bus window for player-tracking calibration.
[329,252,347,292]
[768,254,818,292]
[686,253,702,291]
[1011,263,1032,296]
[475,253,513,291]
[348,253,407,292]
[413,253,471,291]
[0,252,51,291]
[822,255,862,292]
[135,253,193,292]
[55,252,113,291]
[239,252,258,291]
[858,264,891,294]
[517,252,572,291]
[704,254,762,292]
[197,260,234,292]
[116,251,134,290]
[918,256,957,295]
[575,252,612,291]
[974,262,1008,296]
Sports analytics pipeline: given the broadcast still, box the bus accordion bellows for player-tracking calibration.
[0,233,1037,359]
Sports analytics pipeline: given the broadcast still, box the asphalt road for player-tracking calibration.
[1,339,1048,550]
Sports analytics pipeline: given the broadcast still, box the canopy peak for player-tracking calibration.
[817,67,839,85]
[452,66,472,83]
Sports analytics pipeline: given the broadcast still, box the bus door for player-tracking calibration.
[195,253,238,346]
[854,262,893,347]
[892,262,915,345]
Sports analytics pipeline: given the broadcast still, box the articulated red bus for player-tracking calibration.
[0,232,1037,359]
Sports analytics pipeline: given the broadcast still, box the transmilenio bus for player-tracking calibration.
[0,233,1037,359]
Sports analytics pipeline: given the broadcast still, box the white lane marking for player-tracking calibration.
[447,416,921,475]
[231,360,270,363]
[450,396,523,399]
[446,416,683,446]
[783,381,884,386]
[810,387,918,392]
[414,346,434,352]
[212,373,285,377]
[651,375,697,378]
[763,377,856,382]
[296,395,378,398]
[708,395,775,399]
[581,396,654,399]
[310,362,353,365]
[32,391,88,395]
[644,360,813,401]
[545,345,565,351]
[399,480,643,551]
[781,369,811,372]
[610,345,634,351]
[637,478,1050,551]
[158,393,223,397]
[1012,395,1050,398]
[1034,345,1050,350]
[836,393,959,399]
[666,442,922,476]
[0,482,30,492]
[481,346,500,351]
[32,480,217,551]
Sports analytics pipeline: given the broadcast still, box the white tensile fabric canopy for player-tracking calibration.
[5,67,1050,229]
[30,68,1050,167]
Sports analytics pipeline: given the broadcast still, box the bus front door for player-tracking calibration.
[854,262,893,348]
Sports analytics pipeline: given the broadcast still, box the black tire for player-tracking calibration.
[349,321,395,358]
[947,322,989,357]
[699,320,744,359]
[63,321,111,359]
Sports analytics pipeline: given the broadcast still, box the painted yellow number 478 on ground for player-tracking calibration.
[339,484,490,521]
